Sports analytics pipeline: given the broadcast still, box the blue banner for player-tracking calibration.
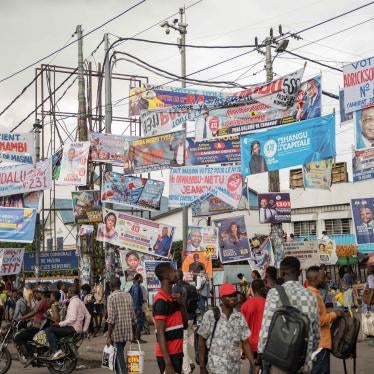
[240,114,336,176]
[353,148,374,182]
[0,208,36,243]
[351,198,374,245]
[23,250,79,272]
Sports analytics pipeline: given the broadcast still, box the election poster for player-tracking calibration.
[144,260,175,294]
[186,226,218,258]
[185,136,241,166]
[0,191,42,212]
[240,114,336,176]
[71,190,102,224]
[52,149,63,180]
[0,208,36,243]
[283,241,320,270]
[339,89,353,124]
[0,158,51,198]
[78,225,94,236]
[96,208,175,257]
[0,248,24,275]
[351,198,374,244]
[318,239,338,266]
[303,159,333,190]
[213,216,252,264]
[258,193,291,224]
[343,56,374,114]
[169,165,243,208]
[182,251,213,282]
[248,237,274,277]
[355,108,374,149]
[101,171,164,211]
[124,130,186,174]
[353,148,374,182]
[57,141,90,185]
[0,133,35,164]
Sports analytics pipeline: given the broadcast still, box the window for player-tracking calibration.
[325,219,351,235]
[293,221,317,237]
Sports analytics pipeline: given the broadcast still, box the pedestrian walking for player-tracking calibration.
[93,275,104,333]
[129,273,146,343]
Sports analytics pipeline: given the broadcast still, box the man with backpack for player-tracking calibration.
[258,256,320,374]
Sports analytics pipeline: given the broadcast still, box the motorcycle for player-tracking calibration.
[0,321,83,374]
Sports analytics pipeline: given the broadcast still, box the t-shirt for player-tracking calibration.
[240,296,266,352]
[33,298,51,326]
[152,289,183,357]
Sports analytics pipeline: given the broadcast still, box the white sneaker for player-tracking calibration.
[49,350,64,360]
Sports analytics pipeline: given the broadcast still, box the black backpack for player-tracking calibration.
[263,286,310,374]
[331,312,360,374]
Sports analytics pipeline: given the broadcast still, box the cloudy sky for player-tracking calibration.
[0,0,373,192]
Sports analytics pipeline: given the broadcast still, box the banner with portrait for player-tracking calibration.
[248,236,274,277]
[0,191,42,212]
[0,208,36,243]
[0,248,24,275]
[96,208,175,257]
[52,149,63,180]
[0,158,52,198]
[355,108,374,150]
[302,159,333,190]
[78,225,94,236]
[258,193,291,224]
[343,56,374,114]
[71,190,102,224]
[213,216,251,264]
[240,114,336,176]
[351,198,374,244]
[57,141,90,185]
[353,148,374,182]
[124,130,186,174]
[318,239,337,266]
[283,241,320,270]
[169,165,243,208]
[101,172,164,211]
[186,226,218,258]
[0,133,35,164]
[182,251,213,282]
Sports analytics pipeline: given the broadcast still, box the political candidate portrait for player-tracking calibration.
[301,79,321,120]
[356,106,374,149]
[248,140,268,175]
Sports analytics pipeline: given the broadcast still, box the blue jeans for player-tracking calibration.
[113,341,127,374]
[262,360,271,374]
[45,326,75,353]
[311,349,330,374]
[198,296,207,317]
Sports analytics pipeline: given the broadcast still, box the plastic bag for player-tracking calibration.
[102,344,117,371]
[362,311,374,337]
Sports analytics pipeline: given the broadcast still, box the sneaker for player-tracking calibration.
[49,350,65,360]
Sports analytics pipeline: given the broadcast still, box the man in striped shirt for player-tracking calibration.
[153,263,188,374]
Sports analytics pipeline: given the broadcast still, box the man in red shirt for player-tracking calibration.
[240,279,266,374]
[153,263,188,374]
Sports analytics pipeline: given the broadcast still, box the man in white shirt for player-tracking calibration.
[358,107,374,148]
[187,229,205,251]
[259,198,277,224]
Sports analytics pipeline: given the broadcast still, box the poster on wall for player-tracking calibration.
[351,198,374,244]
[0,191,42,212]
[248,237,274,277]
[0,208,36,243]
[182,251,213,282]
[283,241,319,269]
[186,226,218,258]
[352,148,374,182]
[318,239,338,265]
[71,190,102,224]
[0,133,35,164]
[355,108,374,150]
[303,159,333,190]
[0,248,24,275]
[258,193,291,224]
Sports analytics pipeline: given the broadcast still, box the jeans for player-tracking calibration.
[135,311,144,340]
[199,296,208,317]
[113,341,127,374]
[45,326,76,352]
[14,326,39,357]
[262,360,271,374]
[311,349,330,374]
[157,353,183,374]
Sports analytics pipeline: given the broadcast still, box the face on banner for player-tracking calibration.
[72,190,102,224]
[258,193,291,224]
[0,133,35,164]
[213,216,252,264]
[182,251,213,281]
[351,198,374,244]
[303,159,333,189]
[355,107,374,150]
[119,249,154,283]
[352,148,374,182]
[318,240,337,265]
[248,237,274,277]
[186,226,218,258]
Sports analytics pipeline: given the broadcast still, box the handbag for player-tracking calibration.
[361,312,374,337]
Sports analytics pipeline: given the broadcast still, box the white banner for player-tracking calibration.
[0,133,35,164]
[0,248,24,275]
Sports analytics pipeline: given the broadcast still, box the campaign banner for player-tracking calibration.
[57,141,90,185]
[240,114,336,176]
[318,239,337,266]
[182,251,213,282]
[23,249,79,272]
[144,260,174,293]
[71,190,102,224]
[101,172,164,211]
[96,208,175,257]
[169,165,243,208]
[124,130,186,174]
[78,225,94,236]
[0,191,42,212]
[303,159,333,190]
[186,226,218,258]
[89,132,136,164]
[258,193,291,224]
[339,89,353,124]
[0,248,24,275]
[355,108,374,149]
[351,198,374,244]
[343,56,374,114]
[248,237,274,277]
[213,216,251,264]
[0,208,36,243]
[353,148,374,182]
[0,158,51,198]
[185,136,240,166]
[283,241,320,270]
[0,133,35,164]
[52,149,63,180]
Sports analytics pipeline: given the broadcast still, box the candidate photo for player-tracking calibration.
[356,107,374,149]
[248,140,268,175]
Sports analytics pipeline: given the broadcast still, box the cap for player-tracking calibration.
[219,283,239,298]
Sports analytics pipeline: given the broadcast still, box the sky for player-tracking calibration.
[0,0,373,194]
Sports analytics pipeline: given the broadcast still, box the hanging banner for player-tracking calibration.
[0,191,42,212]
[213,216,252,264]
[283,241,320,270]
[351,198,374,244]
[182,251,213,282]
[355,108,374,149]
[71,190,102,224]
[78,225,94,236]
[0,208,36,243]
[52,149,63,180]
[186,226,218,258]
[353,148,374,182]
[302,159,333,190]
[96,208,175,257]
[318,239,337,266]
[240,114,336,176]
[343,56,374,114]
[124,130,186,174]
[248,237,274,277]
[0,248,24,275]
[0,133,35,164]
[57,141,89,185]
[185,136,241,165]
[23,249,79,272]
[101,172,164,211]
[258,193,291,224]
[0,158,51,198]
[339,89,353,124]
[169,165,243,208]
